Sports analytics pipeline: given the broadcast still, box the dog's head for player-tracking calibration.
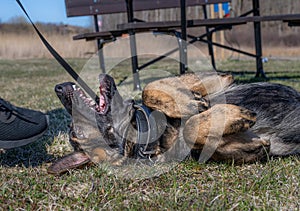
[57,73,138,146]
[49,74,137,174]
[55,74,117,116]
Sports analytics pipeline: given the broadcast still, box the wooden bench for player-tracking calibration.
[65,0,236,89]
[65,0,300,88]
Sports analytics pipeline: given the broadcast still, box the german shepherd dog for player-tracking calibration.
[48,72,300,174]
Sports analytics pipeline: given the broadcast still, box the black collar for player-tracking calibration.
[121,104,162,159]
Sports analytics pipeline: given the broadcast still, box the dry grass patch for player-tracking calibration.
[0,32,95,59]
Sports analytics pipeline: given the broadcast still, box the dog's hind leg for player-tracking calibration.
[183,104,270,163]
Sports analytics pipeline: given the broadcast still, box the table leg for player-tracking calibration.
[94,15,106,73]
[253,0,266,78]
[180,0,187,74]
[202,5,216,70]
[126,0,141,90]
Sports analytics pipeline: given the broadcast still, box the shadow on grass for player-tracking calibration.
[0,108,71,168]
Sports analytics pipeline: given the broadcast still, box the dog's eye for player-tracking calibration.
[108,126,114,134]
[73,125,86,139]
[70,131,77,138]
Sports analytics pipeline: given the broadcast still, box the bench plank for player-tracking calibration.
[250,14,300,22]
[73,18,246,42]
[117,17,247,31]
[65,0,232,17]
[73,30,126,41]
[117,14,300,31]
[73,14,300,41]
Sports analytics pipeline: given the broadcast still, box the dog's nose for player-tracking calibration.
[55,82,75,94]
[55,84,64,94]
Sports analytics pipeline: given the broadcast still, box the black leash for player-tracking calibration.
[16,0,161,159]
[16,0,100,104]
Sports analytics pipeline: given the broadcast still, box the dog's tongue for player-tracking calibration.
[98,84,107,113]
[99,95,106,112]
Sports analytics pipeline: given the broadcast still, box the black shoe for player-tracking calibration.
[0,98,49,149]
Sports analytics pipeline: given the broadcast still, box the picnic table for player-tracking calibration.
[65,0,300,89]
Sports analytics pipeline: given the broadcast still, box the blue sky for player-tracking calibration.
[0,0,90,27]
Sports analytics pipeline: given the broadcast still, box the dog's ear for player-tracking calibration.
[111,99,135,138]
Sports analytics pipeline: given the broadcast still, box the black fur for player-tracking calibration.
[211,82,300,155]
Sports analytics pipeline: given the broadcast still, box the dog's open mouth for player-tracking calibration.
[55,74,116,115]
[74,79,112,115]
[73,84,103,113]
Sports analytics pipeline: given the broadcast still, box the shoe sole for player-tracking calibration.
[0,115,49,149]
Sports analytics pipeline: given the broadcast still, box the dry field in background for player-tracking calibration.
[1,29,300,61]
[0,32,95,59]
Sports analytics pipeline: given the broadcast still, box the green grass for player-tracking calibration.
[1,58,300,210]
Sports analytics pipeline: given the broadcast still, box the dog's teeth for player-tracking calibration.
[72,85,76,90]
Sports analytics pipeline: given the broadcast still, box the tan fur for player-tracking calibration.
[178,72,234,96]
[159,122,180,152]
[142,72,233,118]
[212,133,270,163]
[142,78,201,118]
[183,104,270,163]
[90,147,107,163]
[143,73,271,163]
